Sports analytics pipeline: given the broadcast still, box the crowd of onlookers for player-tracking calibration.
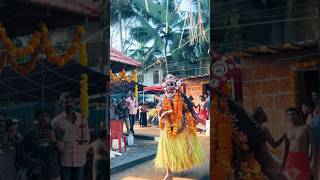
[110,90,210,134]
[0,92,108,180]
[0,90,210,180]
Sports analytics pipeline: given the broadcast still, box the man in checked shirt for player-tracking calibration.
[52,92,90,180]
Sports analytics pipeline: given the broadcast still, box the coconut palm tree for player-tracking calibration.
[110,0,210,78]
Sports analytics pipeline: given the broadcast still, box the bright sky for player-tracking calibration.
[110,0,197,53]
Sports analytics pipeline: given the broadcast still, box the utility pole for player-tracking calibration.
[117,0,124,52]
[100,0,109,133]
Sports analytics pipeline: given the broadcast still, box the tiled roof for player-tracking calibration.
[110,48,141,67]
[25,0,99,17]
[226,40,318,57]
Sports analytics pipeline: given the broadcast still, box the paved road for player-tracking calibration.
[111,135,210,180]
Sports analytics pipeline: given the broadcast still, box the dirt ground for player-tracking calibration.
[111,135,210,180]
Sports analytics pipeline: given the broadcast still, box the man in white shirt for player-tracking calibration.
[126,92,138,134]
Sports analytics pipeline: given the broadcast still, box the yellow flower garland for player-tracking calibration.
[79,42,88,67]
[109,69,138,83]
[80,73,89,119]
[79,38,89,120]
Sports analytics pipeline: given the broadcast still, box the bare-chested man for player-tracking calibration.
[282,107,316,180]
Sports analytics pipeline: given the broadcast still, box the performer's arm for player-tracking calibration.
[282,133,289,170]
[264,127,284,148]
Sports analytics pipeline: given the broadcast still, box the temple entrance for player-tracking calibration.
[297,69,320,107]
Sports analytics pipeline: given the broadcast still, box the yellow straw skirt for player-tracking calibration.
[154,129,205,172]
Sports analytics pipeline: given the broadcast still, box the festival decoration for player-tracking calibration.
[0,23,41,57]
[109,69,139,97]
[109,69,137,83]
[0,22,87,75]
[80,73,89,119]
[0,54,6,74]
[41,23,83,67]
[211,53,264,180]
[8,47,40,75]
[79,34,89,120]
[0,22,90,121]
[79,42,88,67]
[210,55,237,89]
[234,128,265,180]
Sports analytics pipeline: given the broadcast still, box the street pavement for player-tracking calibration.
[111,124,210,180]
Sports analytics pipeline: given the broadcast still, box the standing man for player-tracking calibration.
[21,110,63,180]
[126,92,138,134]
[312,91,319,105]
[110,99,117,120]
[115,96,130,133]
[302,100,320,179]
[282,107,316,180]
[52,92,90,180]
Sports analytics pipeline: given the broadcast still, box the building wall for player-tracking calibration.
[140,64,163,86]
[185,77,209,106]
[242,57,294,140]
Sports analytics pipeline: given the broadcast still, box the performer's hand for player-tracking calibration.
[310,161,316,175]
[160,110,173,119]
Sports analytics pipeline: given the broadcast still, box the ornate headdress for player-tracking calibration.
[161,74,182,97]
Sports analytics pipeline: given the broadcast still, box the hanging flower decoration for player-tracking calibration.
[0,54,6,74]
[109,69,138,84]
[8,47,40,75]
[234,128,265,179]
[79,42,88,67]
[41,23,84,67]
[78,30,89,120]
[212,98,233,179]
[0,23,41,57]
[80,73,89,119]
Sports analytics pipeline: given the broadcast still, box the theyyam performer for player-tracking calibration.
[154,74,205,180]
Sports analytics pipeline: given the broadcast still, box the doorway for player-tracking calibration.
[297,69,320,107]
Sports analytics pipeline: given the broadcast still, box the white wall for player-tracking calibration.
[139,64,163,86]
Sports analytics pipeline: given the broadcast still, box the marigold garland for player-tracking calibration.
[80,73,89,119]
[8,47,40,75]
[40,23,83,66]
[235,129,264,179]
[0,54,6,74]
[212,84,233,180]
[163,96,179,137]
[160,91,192,138]
[109,69,137,83]
[78,37,89,120]
[79,42,88,67]
[0,24,41,57]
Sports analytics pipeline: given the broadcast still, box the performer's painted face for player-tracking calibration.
[162,74,181,98]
